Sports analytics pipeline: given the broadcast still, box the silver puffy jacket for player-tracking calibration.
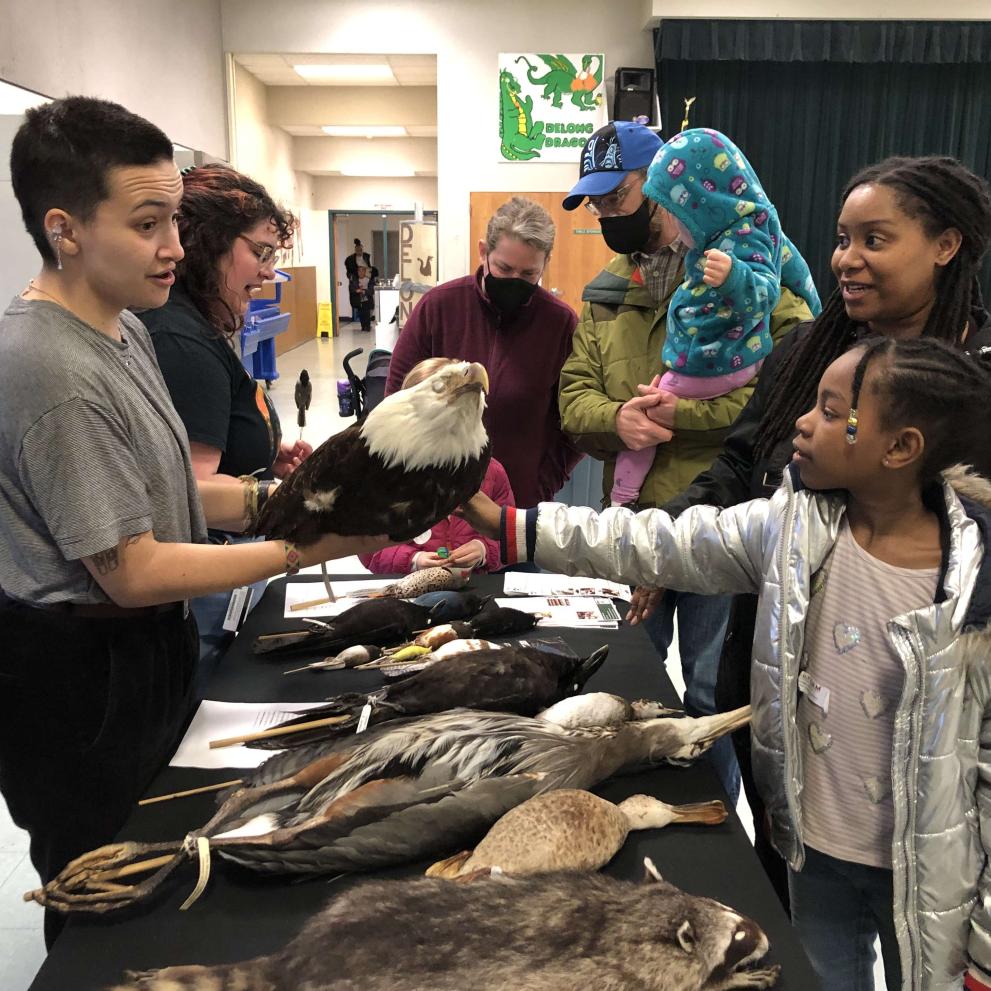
[532,465,991,991]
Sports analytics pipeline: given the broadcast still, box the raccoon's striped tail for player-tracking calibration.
[109,961,274,990]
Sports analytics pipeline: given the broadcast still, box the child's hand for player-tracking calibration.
[455,492,502,539]
[702,249,733,288]
[412,551,449,571]
[448,539,486,569]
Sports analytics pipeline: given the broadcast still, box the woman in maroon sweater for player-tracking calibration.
[385,197,582,507]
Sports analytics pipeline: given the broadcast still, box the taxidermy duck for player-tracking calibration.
[28,704,750,914]
[248,643,610,748]
[103,866,779,991]
[427,788,728,879]
[251,361,490,544]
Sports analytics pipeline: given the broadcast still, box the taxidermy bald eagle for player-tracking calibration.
[252,362,490,543]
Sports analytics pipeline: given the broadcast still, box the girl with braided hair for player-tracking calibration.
[464,336,991,991]
[631,155,991,906]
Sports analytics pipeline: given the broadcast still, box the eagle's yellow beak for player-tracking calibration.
[466,362,489,394]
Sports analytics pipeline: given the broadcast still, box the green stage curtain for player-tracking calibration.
[654,21,991,306]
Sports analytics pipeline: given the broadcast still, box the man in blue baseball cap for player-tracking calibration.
[558,121,815,809]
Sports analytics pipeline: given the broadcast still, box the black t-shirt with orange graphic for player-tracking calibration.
[143,289,281,481]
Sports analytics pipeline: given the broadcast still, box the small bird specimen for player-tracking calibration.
[251,361,490,544]
[350,566,468,599]
[294,369,311,440]
[247,643,610,748]
[252,598,436,657]
[28,704,751,914]
[427,788,728,879]
[103,867,779,990]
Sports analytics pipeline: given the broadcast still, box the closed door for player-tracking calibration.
[469,191,615,316]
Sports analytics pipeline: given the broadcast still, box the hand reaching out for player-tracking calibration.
[456,492,502,539]
[447,539,486,569]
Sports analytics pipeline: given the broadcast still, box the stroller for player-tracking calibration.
[340,347,391,419]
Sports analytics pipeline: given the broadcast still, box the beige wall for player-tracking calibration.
[231,62,332,303]
[312,175,438,212]
[293,136,437,175]
[0,0,227,157]
[222,0,656,281]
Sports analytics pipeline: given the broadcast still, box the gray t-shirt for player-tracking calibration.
[0,296,207,604]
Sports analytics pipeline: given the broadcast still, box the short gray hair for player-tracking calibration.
[484,196,555,257]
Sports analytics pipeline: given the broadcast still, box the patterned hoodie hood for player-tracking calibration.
[643,128,819,315]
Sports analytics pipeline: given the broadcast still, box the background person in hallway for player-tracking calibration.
[386,196,581,507]
[143,164,312,679]
[558,121,814,805]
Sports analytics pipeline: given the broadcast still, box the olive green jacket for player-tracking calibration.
[559,253,813,508]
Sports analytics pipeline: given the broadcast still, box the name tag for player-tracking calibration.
[222,586,251,632]
[798,670,830,714]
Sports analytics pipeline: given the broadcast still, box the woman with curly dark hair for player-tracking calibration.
[143,164,310,671]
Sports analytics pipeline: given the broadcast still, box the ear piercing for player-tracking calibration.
[49,224,64,271]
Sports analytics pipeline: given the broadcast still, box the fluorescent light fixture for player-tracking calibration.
[294,64,395,82]
[341,167,416,177]
[322,125,407,138]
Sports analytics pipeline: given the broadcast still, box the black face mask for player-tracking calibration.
[483,264,539,314]
[598,198,658,256]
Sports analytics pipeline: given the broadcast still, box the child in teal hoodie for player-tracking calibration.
[610,127,821,507]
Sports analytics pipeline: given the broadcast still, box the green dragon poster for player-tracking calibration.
[498,53,607,162]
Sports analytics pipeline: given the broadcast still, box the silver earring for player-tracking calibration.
[50,228,63,271]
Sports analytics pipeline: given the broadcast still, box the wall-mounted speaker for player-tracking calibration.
[613,67,657,126]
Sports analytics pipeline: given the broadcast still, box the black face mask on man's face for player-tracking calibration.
[598,197,658,256]
[483,262,540,314]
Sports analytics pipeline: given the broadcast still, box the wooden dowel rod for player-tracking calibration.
[138,779,244,806]
[208,715,351,749]
[290,595,334,612]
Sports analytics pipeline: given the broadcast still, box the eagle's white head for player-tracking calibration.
[361,360,489,470]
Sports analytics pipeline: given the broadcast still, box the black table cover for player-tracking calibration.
[28,574,817,990]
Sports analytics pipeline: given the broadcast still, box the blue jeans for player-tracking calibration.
[789,845,901,991]
[643,589,741,805]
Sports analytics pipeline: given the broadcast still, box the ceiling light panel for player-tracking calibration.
[294,64,395,82]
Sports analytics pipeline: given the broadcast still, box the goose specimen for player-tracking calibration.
[104,867,779,991]
[248,643,611,748]
[250,361,490,544]
[28,704,751,914]
[428,788,727,879]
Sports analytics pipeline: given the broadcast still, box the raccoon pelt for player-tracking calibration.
[106,869,780,991]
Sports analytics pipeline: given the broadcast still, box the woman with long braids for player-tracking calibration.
[629,155,991,906]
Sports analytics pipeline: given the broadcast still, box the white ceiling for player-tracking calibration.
[232,53,437,87]
[280,123,438,138]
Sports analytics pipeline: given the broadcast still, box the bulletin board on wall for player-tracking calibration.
[469,192,615,315]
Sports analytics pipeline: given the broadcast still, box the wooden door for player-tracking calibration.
[469,191,615,316]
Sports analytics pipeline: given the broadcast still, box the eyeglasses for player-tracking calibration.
[584,176,643,217]
[238,234,287,266]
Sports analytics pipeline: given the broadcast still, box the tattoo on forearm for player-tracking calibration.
[91,548,120,575]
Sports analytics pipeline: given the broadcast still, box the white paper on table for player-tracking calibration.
[170,699,324,769]
[283,578,395,617]
[495,596,621,629]
[502,572,631,600]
